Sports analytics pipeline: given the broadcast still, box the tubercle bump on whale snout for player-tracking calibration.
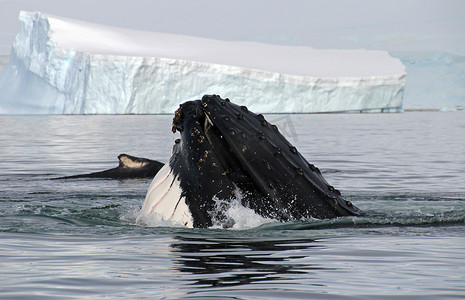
[172,105,183,133]
[172,95,232,134]
[172,100,208,133]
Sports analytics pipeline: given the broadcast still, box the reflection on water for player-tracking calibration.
[170,233,325,287]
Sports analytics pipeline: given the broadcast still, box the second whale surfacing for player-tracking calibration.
[136,95,361,228]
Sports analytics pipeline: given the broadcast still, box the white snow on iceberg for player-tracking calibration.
[0,11,406,114]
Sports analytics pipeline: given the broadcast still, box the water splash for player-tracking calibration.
[210,196,277,230]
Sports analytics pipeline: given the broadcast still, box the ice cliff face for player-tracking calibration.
[0,11,406,114]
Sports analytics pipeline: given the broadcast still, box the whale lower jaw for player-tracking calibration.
[136,164,194,228]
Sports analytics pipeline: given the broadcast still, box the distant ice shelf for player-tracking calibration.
[0,11,406,114]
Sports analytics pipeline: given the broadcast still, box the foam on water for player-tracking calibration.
[134,183,276,230]
[210,196,278,230]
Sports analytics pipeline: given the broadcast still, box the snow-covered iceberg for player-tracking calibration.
[0,11,406,114]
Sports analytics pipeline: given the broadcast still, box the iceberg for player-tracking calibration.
[0,11,406,114]
[391,51,465,111]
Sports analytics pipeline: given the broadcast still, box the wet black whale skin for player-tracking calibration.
[54,154,164,180]
[170,95,361,227]
[57,95,361,228]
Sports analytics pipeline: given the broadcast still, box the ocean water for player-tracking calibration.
[0,112,464,299]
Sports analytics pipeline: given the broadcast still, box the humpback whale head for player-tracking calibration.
[137,95,361,228]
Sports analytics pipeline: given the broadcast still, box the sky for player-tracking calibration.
[1,0,465,55]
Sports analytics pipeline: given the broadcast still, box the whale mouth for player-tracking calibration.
[167,95,361,227]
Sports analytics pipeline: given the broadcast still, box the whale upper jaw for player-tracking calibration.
[139,95,361,228]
